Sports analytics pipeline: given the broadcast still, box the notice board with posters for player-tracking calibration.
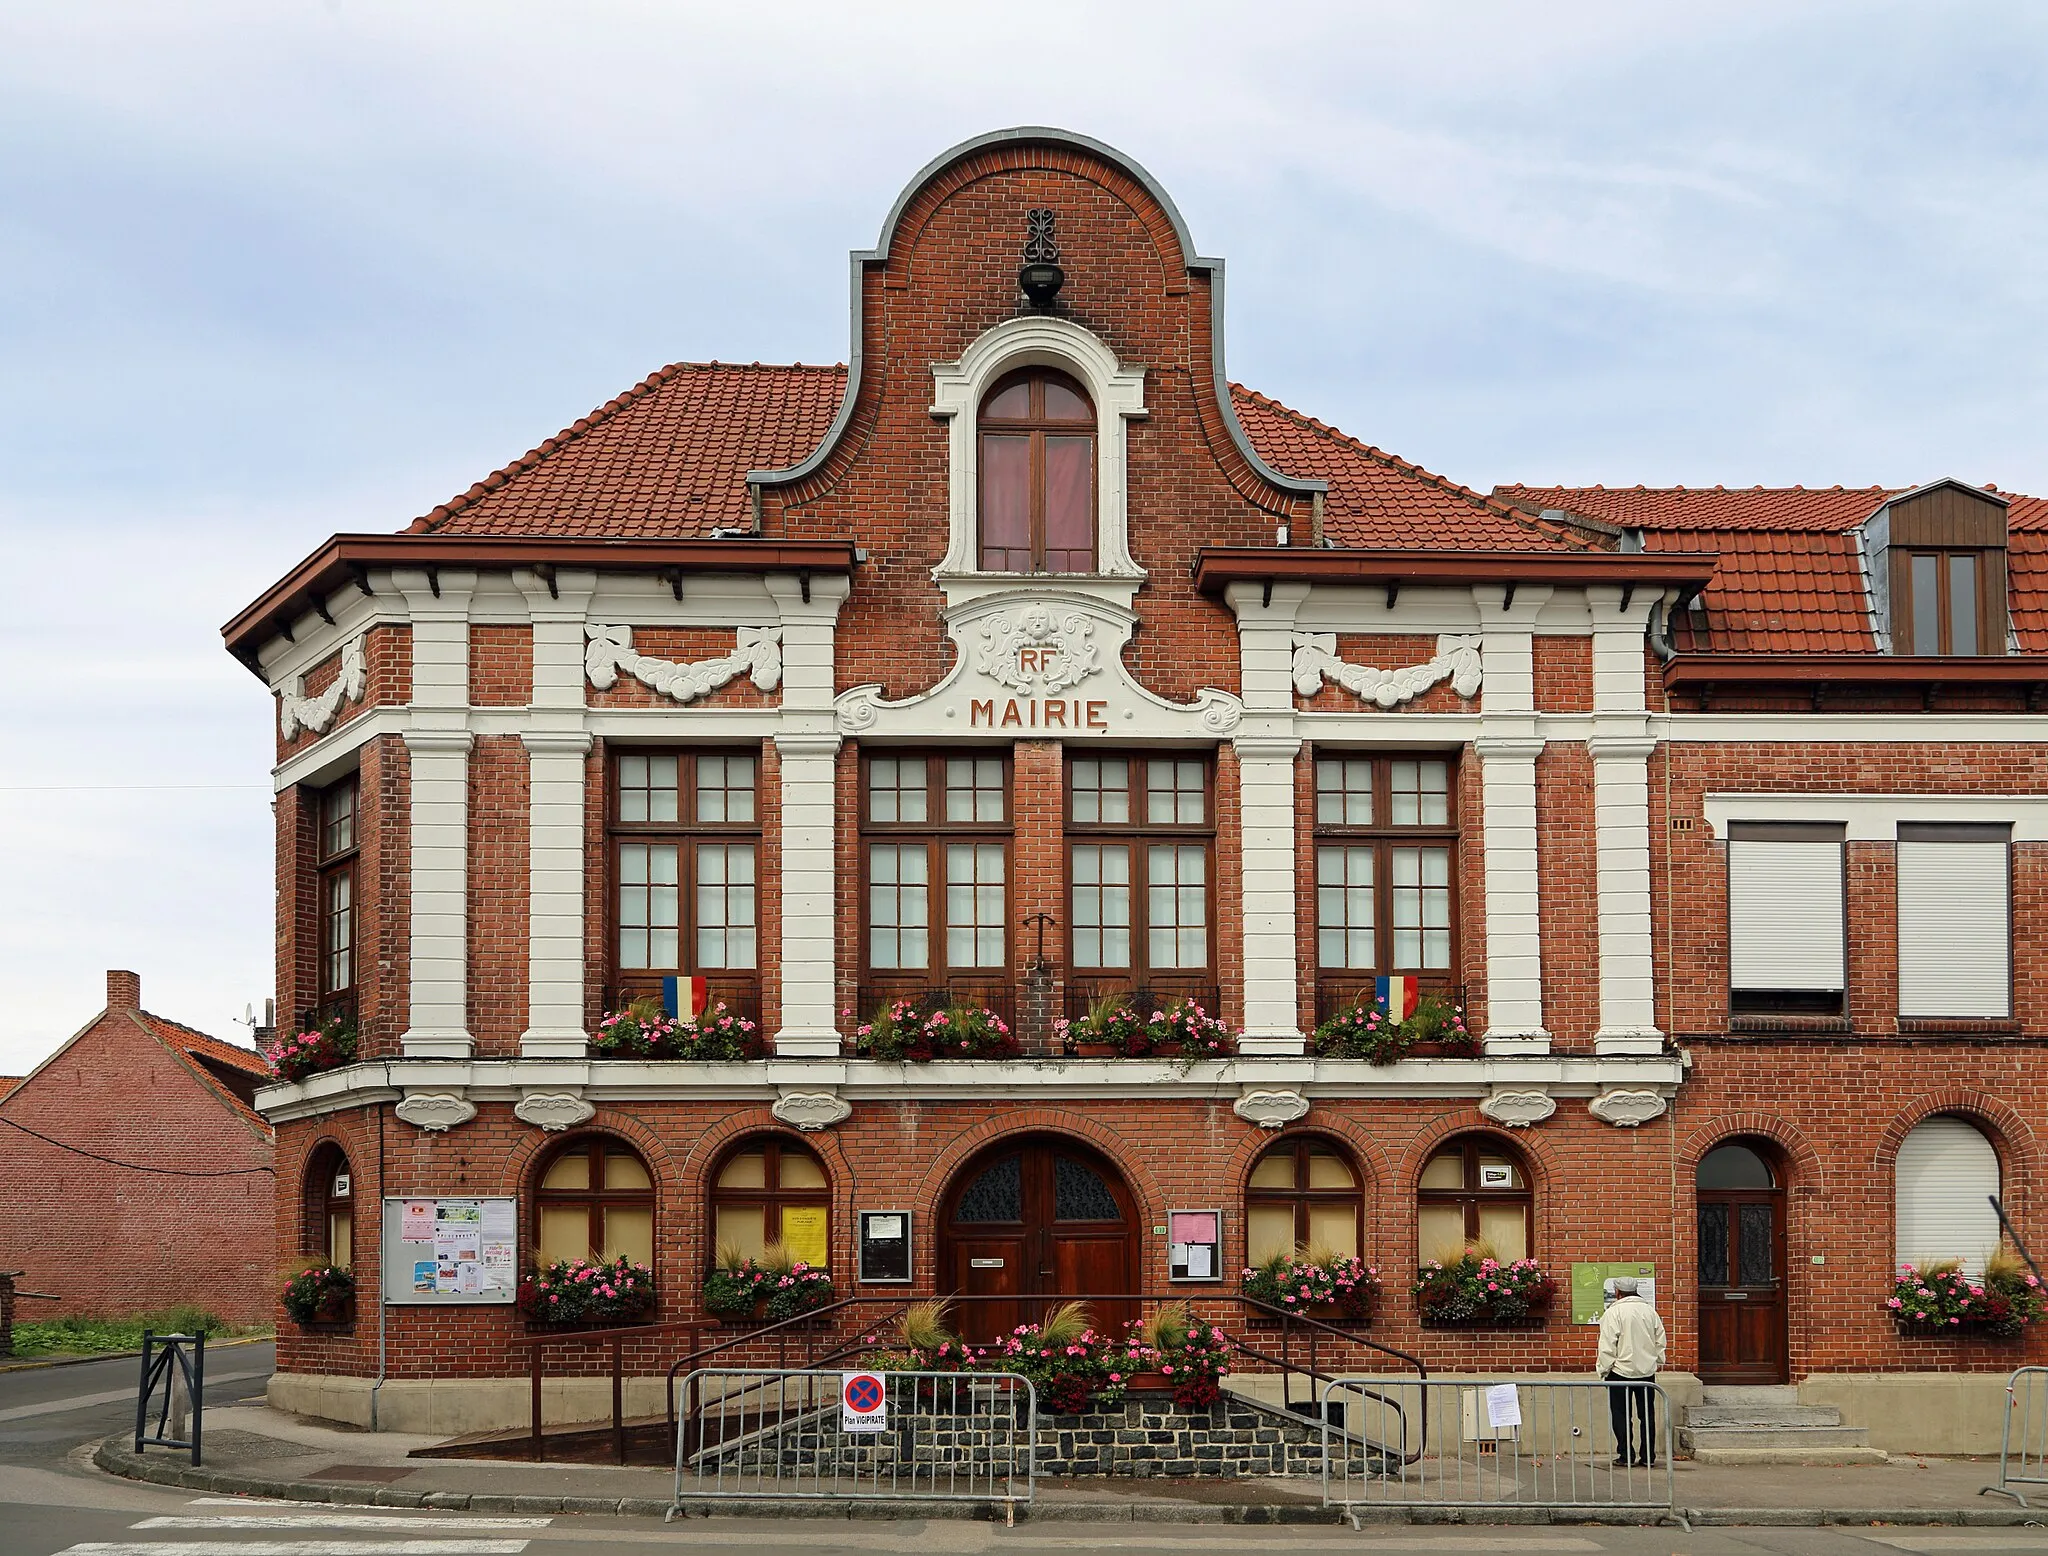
[380,1197,519,1305]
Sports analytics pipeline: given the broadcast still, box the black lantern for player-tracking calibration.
[1018,208,1064,307]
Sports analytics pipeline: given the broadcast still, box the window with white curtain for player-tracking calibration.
[1895,1116,2001,1278]
[1897,823,2011,1018]
[1727,822,1846,1014]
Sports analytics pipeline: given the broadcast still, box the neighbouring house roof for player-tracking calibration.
[3,1005,272,1140]
[0,1078,20,1102]
[1498,483,2048,656]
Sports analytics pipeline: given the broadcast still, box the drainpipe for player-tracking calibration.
[370,1074,389,1430]
[1647,589,1682,663]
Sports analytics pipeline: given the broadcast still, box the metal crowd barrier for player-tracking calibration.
[1984,1366,2048,1505]
[135,1331,205,1466]
[670,1367,1035,1519]
[1321,1376,1683,1528]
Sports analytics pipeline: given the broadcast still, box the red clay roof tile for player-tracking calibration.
[1642,529,1877,653]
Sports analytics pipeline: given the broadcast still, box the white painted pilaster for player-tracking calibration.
[514,570,597,1058]
[395,569,477,1058]
[1226,581,1310,1054]
[1584,585,1663,1053]
[766,574,851,1058]
[1471,583,1552,1054]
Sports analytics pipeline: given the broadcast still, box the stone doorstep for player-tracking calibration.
[1689,1447,1894,1467]
[98,1434,2048,1528]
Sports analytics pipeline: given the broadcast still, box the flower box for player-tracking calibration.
[1414,1251,1556,1326]
[264,1016,358,1084]
[592,1001,763,1061]
[1311,992,1470,1063]
[1071,1042,1120,1058]
[517,1256,656,1326]
[1243,1253,1381,1325]
[281,1265,356,1327]
[702,1256,835,1323]
[1888,1259,2043,1340]
[1057,998,1238,1062]
[853,999,1018,1061]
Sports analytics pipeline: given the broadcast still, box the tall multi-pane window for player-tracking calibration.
[1067,754,1213,1000]
[859,753,1011,1010]
[1312,754,1457,1006]
[315,777,359,1001]
[978,368,1095,573]
[609,750,759,1008]
[1903,551,1986,655]
[536,1136,656,1267]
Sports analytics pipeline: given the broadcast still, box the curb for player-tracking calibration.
[88,1438,2048,1528]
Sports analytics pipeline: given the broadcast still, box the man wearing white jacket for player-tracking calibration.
[1596,1278,1668,1466]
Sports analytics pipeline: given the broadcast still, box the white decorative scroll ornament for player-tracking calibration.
[585,624,782,703]
[1291,632,1482,708]
[513,1092,597,1132]
[1588,1089,1669,1128]
[1233,1089,1311,1130]
[394,1093,476,1133]
[772,1091,852,1132]
[1478,1088,1556,1128]
[278,634,367,738]
[835,594,1241,738]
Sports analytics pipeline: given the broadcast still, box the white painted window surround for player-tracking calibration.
[1895,1115,2001,1278]
[929,315,1149,588]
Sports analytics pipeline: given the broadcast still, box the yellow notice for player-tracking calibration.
[780,1208,830,1269]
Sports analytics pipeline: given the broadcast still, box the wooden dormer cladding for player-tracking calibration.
[1865,481,2010,656]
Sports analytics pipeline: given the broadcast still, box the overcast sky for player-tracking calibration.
[2,1,2044,1073]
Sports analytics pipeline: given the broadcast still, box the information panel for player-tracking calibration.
[1167,1209,1222,1282]
[380,1196,519,1305]
[1569,1261,1657,1325]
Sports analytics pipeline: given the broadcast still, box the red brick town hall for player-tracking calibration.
[229,129,2048,1449]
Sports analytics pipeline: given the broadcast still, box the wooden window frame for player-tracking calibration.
[977,367,1097,574]
[1064,751,1217,993]
[1417,1135,1534,1255]
[708,1134,832,1272]
[1310,752,1461,994]
[1245,1135,1365,1259]
[304,1141,353,1267]
[1893,547,2000,656]
[857,750,1014,1002]
[534,1134,656,1266]
[605,747,762,1009]
[314,776,359,1001]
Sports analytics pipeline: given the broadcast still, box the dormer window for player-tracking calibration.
[978,368,1095,573]
[1901,550,1983,655]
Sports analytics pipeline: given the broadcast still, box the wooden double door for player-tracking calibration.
[941,1138,1138,1344]
[1696,1140,1789,1383]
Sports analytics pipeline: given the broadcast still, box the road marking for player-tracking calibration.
[0,1368,272,1423]
[952,1540,1602,1552]
[60,1543,530,1556]
[1862,1539,2048,1551]
[136,1514,554,1530]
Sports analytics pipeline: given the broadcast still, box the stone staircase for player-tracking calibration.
[1681,1385,1887,1465]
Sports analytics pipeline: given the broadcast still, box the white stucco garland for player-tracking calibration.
[1291,631,1482,708]
[584,624,782,704]
[277,633,367,738]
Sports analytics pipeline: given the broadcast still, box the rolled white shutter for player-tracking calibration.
[1895,1116,2001,1278]
[1898,839,2010,1018]
[1729,837,1844,992]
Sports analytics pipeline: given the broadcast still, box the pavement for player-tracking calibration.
[13,1347,2048,1554]
[82,1394,2048,1528]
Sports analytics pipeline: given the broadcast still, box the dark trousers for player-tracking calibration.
[1606,1373,1657,1464]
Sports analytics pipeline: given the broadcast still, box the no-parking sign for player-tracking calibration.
[841,1371,887,1432]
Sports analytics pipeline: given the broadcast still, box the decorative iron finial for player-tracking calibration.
[1018,209,1065,307]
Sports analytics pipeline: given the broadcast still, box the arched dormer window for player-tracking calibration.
[978,368,1095,574]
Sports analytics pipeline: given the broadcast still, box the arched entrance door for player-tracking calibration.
[940,1137,1139,1343]
[1696,1140,1789,1383]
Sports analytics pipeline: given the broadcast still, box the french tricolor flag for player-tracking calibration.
[1375,975,1420,1020]
[662,975,711,1021]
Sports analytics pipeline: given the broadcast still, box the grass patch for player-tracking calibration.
[9,1307,271,1357]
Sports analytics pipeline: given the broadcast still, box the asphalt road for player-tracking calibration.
[7,1349,2048,1553]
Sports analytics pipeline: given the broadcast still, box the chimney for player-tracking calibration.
[106,969,141,1012]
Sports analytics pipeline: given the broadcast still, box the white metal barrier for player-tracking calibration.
[1321,1376,1683,1527]
[1984,1366,2048,1505]
[670,1367,1035,1517]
